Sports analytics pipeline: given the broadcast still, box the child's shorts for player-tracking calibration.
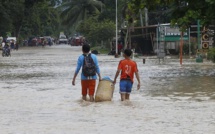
[81,80,96,96]
[120,79,133,94]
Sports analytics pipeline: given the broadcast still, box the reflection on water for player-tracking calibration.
[0,46,215,134]
[144,76,215,100]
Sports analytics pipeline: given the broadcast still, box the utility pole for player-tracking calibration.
[197,20,200,49]
[115,0,118,56]
[188,28,191,57]
[140,9,144,27]
[140,9,144,38]
[196,19,203,63]
[144,7,148,38]
[144,7,148,26]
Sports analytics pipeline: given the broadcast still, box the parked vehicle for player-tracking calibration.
[70,36,86,46]
[58,34,68,44]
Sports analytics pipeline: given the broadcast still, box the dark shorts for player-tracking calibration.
[120,79,133,94]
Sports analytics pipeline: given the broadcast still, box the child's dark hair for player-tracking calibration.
[124,49,132,57]
[82,44,90,53]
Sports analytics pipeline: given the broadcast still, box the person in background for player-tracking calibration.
[48,38,52,46]
[2,41,5,48]
[15,42,19,51]
[10,40,15,50]
[0,36,3,44]
[118,42,123,55]
[113,49,141,101]
[2,41,10,55]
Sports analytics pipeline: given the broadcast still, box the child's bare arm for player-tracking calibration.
[135,71,141,90]
[97,73,102,81]
[72,73,78,86]
[113,70,121,84]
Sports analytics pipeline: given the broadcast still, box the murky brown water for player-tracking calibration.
[0,45,215,134]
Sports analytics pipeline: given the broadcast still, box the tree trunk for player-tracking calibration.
[16,26,21,38]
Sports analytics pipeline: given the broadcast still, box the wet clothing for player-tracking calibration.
[120,79,133,94]
[75,53,100,80]
[75,53,100,96]
[117,59,138,83]
[81,80,96,96]
[117,59,138,94]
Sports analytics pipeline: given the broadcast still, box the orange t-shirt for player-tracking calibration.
[118,59,138,82]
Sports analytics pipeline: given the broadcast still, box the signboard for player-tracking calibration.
[165,27,188,36]
[164,36,189,41]
[158,25,188,41]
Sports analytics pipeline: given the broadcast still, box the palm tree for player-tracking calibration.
[60,0,103,27]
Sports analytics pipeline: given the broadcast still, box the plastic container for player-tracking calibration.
[95,80,114,102]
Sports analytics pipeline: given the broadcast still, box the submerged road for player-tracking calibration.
[0,45,215,134]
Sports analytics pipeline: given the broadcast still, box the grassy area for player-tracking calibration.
[91,46,110,54]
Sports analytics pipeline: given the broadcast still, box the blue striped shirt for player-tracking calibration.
[75,53,100,80]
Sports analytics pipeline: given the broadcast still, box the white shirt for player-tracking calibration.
[2,42,5,48]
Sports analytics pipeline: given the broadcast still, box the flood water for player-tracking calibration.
[0,45,215,134]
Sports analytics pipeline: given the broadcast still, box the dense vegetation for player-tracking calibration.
[0,0,61,41]
[0,0,214,50]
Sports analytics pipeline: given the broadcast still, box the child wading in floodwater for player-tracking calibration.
[113,49,141,101]
[72,44,101,102]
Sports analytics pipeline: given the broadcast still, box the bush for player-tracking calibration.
[208,48,215,63]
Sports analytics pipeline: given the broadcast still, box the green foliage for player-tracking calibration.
[127,0,145,15]
[0,0,60,39]
[121,0,145,22]
[60,0,103,27]
[169,0,213,31]
[175,1,214,29]
[208,48,215,63]
[206,0,215,4]
[77,18,115,46]
[89,20,115,43]
[128,0,215,31]
[171,9,200,31]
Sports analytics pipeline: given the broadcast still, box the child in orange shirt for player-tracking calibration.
[113,49,140,101]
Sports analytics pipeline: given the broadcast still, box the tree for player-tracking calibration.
[77,18,115,47]
[162,0,215,47]
[124,0,215,47]
[60,0,103,27]
[98,0,128,22]
[0,0,60,39]
[123,0,214,28]
[0,0,13,37]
